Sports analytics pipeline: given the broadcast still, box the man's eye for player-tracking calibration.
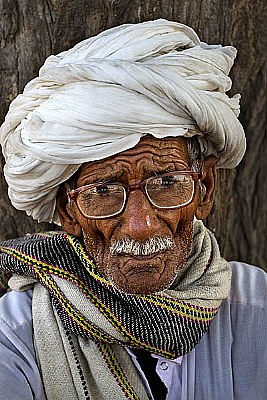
[94,185,110,194]
[160,176,174,186]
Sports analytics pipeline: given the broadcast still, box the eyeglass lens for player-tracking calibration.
[146,174,194,207]
[77,185,125,217]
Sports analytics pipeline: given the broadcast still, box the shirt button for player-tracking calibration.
[160,361,169,371]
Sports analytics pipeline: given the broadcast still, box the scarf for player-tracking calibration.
[0,221,231,399]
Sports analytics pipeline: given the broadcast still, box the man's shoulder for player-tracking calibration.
[228,261,267,308]
[0,289,33,330]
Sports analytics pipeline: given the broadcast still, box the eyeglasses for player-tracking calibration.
[67,170,202,219]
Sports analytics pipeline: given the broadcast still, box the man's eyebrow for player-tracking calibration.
[146,168,172,176]
[95,171,123,183]
[146,164,189,176]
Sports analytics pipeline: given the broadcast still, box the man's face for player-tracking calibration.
[61,136,208,294]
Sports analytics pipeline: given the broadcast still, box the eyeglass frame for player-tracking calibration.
[67,170,202,220]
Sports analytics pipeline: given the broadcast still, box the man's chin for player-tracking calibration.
[96,249,190,294]
[108,271,175,295]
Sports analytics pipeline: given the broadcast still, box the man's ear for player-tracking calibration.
[195,155,217,220]
[56,183,82,237]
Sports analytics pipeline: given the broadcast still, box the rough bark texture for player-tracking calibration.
[0,0,266,270]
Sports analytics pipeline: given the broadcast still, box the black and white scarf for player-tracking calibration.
[0,221,231,400]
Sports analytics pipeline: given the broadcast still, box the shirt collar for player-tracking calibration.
[126,347,183,365]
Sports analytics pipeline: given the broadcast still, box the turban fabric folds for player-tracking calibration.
[0,19,246,223]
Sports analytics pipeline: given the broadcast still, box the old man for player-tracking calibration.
[0,19,266,400]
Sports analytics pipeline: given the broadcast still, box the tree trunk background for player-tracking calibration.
[0,0,266,270]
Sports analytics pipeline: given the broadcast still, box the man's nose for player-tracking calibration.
[119,189,161,241]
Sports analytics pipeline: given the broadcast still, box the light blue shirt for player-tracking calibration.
[0,262,266,400]
[127,348,183,399]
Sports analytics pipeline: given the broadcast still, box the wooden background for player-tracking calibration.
[0,0,266,270]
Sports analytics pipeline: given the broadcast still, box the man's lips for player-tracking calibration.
[115,255,163,276]
[124,265,159,277]
[116,253,158,260]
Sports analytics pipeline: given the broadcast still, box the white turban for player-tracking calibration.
[0,19,246,224]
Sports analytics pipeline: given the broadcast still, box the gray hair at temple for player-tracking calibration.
[0,19,246,224]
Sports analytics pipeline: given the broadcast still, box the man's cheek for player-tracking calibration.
[83,230,106,262]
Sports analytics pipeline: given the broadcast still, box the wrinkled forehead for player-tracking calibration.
[76,135,191,183]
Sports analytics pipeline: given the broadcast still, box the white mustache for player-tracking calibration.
[110,236,174,256]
